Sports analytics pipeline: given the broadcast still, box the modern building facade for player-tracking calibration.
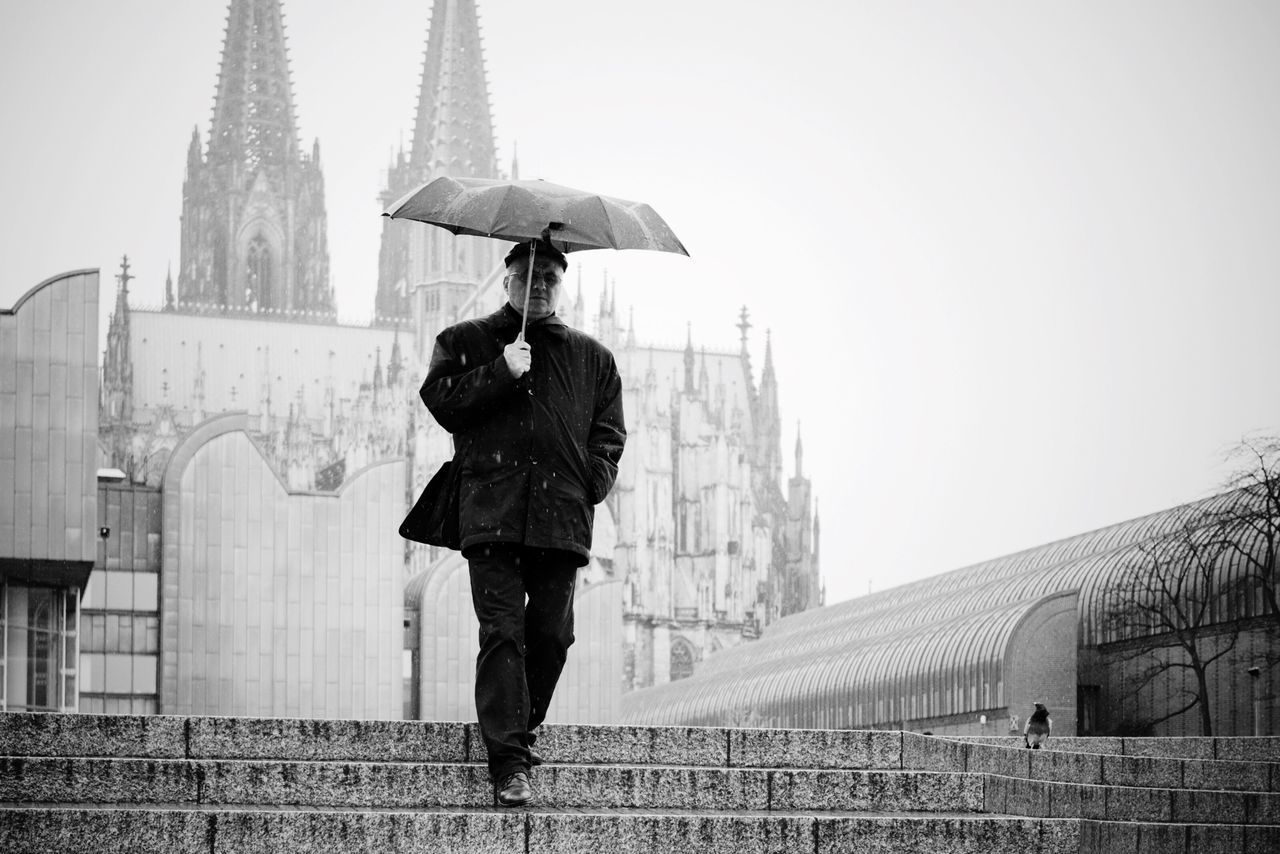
[0,269,100,713]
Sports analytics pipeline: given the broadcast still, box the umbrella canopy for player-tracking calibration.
[383,176,689,257]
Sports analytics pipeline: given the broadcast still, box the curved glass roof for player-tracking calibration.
[622,488,1276,727]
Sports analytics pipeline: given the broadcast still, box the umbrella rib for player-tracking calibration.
[627,201,662,251]
[586,195,618,249]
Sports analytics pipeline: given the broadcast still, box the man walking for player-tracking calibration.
[420,239,626,806]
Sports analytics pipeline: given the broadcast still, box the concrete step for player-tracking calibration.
[985,773,1280,826]
[905,732,1280,792]
[957,735,1280,763]
[5,713,1277,852]
[1080,818,1280,854]
[0,713,906,769]
[0,756,984,813]
[0,805,1082,854]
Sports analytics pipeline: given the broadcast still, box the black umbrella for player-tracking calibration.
[384,175,689,337]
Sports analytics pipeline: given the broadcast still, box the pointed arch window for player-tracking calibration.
[247,235,273,310]
[670,636,695,682]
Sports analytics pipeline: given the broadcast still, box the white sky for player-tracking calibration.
[3,1,1279,607]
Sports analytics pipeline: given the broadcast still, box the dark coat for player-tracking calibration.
[420,304,626,565]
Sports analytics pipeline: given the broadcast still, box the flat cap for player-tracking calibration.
[504,238,568,271]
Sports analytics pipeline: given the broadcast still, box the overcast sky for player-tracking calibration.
[4,1,1279,606]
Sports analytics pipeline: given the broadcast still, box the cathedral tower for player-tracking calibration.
[177,0,332,316]
[376,0,504,326]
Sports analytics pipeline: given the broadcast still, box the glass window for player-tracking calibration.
[104,572,133,611]
[105,614,119,651]
[132,618,149,653]
[118,616,133,652]
[81,653,104,693]
[104,653,132,692]
[81,574,101,610]
[86,614,105,652]
[2,583,80,712]
[132,655,158,694]
[133,574,158,612]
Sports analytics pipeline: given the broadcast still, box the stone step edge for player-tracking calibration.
[952,735,1280,763]
[0,803,1030,820]
[0,714,906,770]
[8,752,1274,796]
[1,759,986,814]
[904,732,1280,792]
[0,805,1085,854]
[0,755,980,775]
[11,757,1278,823]
[980,771,1280,826]
[3,713,1271,787]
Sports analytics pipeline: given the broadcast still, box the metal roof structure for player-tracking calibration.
[621,488,1276,728]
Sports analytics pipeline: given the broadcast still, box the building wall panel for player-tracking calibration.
[1,270,99,571]
[160,413,404,718]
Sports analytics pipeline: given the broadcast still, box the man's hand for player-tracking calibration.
[504,339,531,378]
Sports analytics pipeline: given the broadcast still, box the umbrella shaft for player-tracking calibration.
[519,241,536,341]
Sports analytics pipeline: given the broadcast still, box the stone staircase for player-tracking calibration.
[0,714,1275,853]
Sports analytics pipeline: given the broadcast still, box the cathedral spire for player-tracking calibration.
[376,0,501,323]
[102,256,135,469]
[409,0,498,177]
[755,329,782,488]
[207,0,300,173]
[794,421,803,478]
[178,0,332,317]
[164,263,175,311]
[762,328,776,381]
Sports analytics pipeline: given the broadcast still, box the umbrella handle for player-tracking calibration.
[518,240,535,341]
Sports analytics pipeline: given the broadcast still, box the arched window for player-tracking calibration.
[670,636,695,681]
[247,235,273,310]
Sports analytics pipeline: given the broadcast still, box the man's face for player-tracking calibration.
[505,254,564,320]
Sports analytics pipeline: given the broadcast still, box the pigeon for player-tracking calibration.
[1024,702,1052,749]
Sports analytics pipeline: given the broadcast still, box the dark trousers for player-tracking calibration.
[466,543,578,781]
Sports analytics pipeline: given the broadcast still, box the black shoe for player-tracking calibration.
[530,748,544,767]
[497,771,533,807]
